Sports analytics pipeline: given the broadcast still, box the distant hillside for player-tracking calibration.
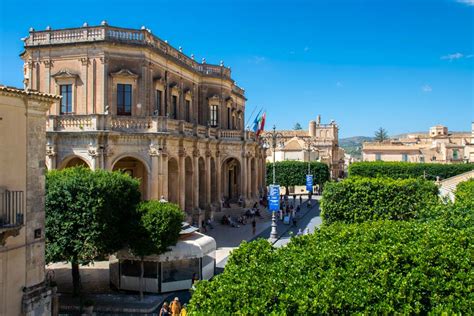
[339,136,373,158]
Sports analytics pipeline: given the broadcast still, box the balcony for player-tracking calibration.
[24,25,232,80]
[46,115,257,142]
[0,188,24,244]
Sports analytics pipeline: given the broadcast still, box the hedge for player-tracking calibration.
[266,161,330,188]
[320,177,439,224]
[454,178,474,209]
[348,161,474,180]
[189,213,473,314]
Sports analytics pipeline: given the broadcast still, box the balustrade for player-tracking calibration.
[110,116,152,132]
[56,115,93,131]
[0,188,24,229]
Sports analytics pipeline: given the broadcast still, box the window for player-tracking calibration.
[162,258,199,283]
[60,84,72,114]
[375,153,382,161]
[453,149,459,160]
[156,90,162,115]
[402,154,408,162]
[210,105,218,127]
[227,108,231,129]
[121,260,157,278]
[185,100,190,122]
[419,156,425,163]
[171,95,178,119]
[117,84,132,115]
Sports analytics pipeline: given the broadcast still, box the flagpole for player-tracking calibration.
[245,105,258,130]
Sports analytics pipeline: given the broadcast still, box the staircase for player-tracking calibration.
[438,170,474,202]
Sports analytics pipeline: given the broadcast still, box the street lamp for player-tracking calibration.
[262,125,284,242]
[299,137,320,194]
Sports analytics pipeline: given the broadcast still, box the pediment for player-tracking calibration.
[52,69,78,79]
[284,138,304,150]
[110,69,139,79]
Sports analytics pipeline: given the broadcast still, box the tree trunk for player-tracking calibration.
[71,261,81,297]
[139,259,144,301]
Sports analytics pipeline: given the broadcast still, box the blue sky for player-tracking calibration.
[0,0,472,137]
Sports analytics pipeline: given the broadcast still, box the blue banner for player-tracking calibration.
[306,174,313,192]
[269,184,280,212]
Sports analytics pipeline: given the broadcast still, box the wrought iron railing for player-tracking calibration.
[0,189,24,228]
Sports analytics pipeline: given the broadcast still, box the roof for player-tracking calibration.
[116,232,216,262]
[0,85,61,102]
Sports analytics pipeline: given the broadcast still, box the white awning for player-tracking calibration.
[116,232,216,262]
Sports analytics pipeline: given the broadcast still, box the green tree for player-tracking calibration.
[129,201,184,300]
[293,122,303,130]
[45,167,141,296]
[189,209,473,314]
[454,178,474,209]
[266,161,330,192]
[374,127,389,142]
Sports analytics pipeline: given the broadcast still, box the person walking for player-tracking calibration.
[252,218,256,235]
[180,304,188,316]
[170,297,181,316]
[159,302,170,316]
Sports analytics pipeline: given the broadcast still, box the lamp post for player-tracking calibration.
[262,125,284,242]
[300,137,320,195]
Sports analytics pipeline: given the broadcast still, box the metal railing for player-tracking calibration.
[0,189,25,228]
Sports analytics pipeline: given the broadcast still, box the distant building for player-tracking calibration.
[0,86,60,315]
[262,115,345,178]
[363,124,474,163]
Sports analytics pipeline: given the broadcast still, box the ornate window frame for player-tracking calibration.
[52,69,78,115]
[110,69,139,116]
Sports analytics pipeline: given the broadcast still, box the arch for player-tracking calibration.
[210,157,217,204]
[221,157,241,202]
[168,157,179,204]
[198,157,206,209]
[185,156,194,212]
[112,156,149,199]
[59,155,91,169]
[110,153,151,174]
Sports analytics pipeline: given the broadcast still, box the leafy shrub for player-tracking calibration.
[266,161,330,187]
[320,177,439,224]
[454,178,474,209]
[189,215,473,314]
[348,161,474,180]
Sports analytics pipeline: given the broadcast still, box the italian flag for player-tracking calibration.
[256,112,266,136]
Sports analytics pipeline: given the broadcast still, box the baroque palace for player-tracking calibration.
[21,22,266,222]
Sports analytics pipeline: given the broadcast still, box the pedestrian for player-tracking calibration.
[299,195,302,205]
[252,218,256,235]
[292,217,297,227]
[170,297,181,316]
[297,228,303,236]
[159,302,170,316]
[305,228,310,235]
[180,304,188,316]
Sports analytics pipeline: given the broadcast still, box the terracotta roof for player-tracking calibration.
[0,85,61,101]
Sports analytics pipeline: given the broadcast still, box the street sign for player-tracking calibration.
[269,184,280,212]
[306,174,313,192]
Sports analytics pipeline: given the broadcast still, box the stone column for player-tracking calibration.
[100,57,109,114]
[160,153,168,200]
[178,150,186,210]
[205,151,211,209]
[193,150,199,210]
[149,143,160,200]
[215,153,222,210]
[241,154,247,205]
[81,57,89,114]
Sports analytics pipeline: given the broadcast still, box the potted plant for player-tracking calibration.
[83,299,94,315]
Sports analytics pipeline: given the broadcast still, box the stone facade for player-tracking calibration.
[262,115,345,179]
[21,23,266,223]
[0,86,60,316]
[363,124,474,163]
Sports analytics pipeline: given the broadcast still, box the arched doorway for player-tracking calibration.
[222,157,241,202]
[61,156,90,169]
[198,157,206,209]
[168,158,179,204]
[112,156,149,199]
[185,156,193,212]
[210,158,217,204]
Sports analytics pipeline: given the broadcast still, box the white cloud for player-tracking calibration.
[457,0,474,6]
[422,84,432,93]
[441,52,464,61]
[251,56,266,64]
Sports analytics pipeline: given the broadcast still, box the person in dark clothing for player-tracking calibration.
[252,218,256,235]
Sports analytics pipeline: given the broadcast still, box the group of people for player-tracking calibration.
[159,297,187,316]
[200,218,214,233]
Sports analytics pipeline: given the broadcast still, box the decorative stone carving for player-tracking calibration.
[110,69,139,80]
[149,143,161,156]
[178,148,186,157]
[205,149,212,157]
[80,57,89,66]
[51,69,78,79]
[88,143,99,158]
[43,59,53,68]
[192,148,200,157]
[99,56,108,64]
[104,145,114,157]
[46,143,56,157]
